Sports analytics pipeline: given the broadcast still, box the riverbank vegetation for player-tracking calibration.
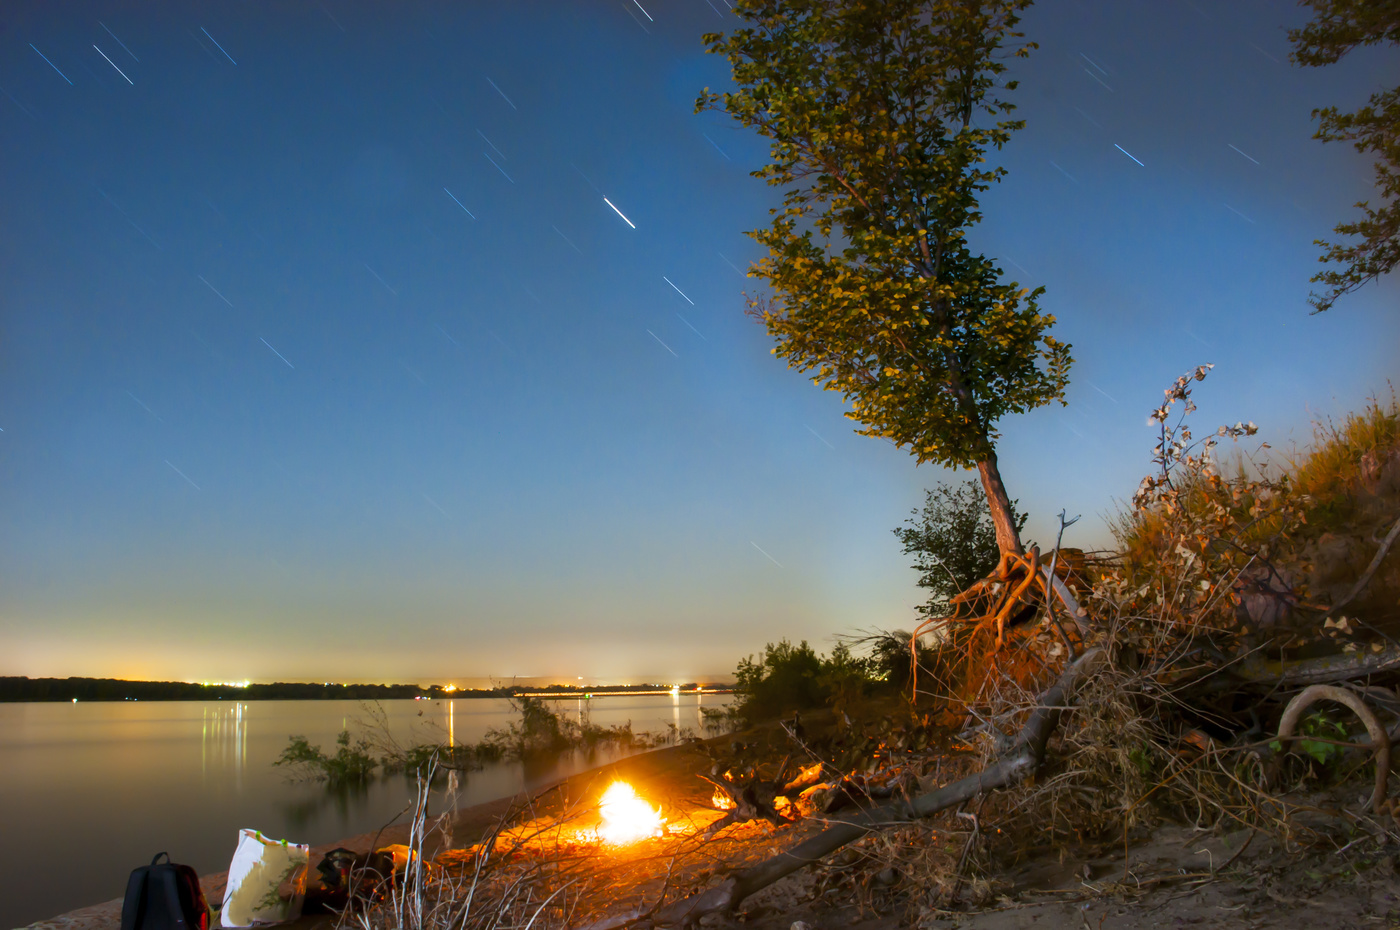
[273,695,683,787]
[671,375,1400,918]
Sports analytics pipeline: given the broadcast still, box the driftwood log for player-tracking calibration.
[1233,647,1400,688]
[579,648,1105,930]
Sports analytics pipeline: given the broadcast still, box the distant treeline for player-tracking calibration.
[0,677,714,702]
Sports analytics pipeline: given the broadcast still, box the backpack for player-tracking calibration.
[121,852,211,930]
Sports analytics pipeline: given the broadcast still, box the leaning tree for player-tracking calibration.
[698,0,1071,557]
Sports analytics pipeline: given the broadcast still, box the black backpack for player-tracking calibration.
[121,852,211,930]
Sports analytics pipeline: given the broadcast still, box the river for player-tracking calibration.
[0,692,728,928]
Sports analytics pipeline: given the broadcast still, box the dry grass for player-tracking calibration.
[1290,388,1400,512]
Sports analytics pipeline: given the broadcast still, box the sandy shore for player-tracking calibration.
[25,742,712,930]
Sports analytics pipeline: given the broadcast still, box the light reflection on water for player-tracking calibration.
[0,693,727,929]
[201,703,249,786]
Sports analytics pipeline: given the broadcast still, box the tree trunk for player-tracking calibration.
[976,452,1023,557]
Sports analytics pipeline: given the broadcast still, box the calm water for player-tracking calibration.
[0,694,727,928]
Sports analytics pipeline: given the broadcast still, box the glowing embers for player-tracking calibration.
[598,782,663,845]
[711,788,736,811]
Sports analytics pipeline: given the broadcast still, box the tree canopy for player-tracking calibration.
[698,0,1070,554]
[1289,0,1400,312]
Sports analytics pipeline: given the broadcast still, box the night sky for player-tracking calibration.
[2,1,1396,686]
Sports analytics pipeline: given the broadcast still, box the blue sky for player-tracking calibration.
[1,0,1395,685]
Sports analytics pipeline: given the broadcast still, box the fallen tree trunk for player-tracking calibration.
[593,648,1104,930]
[1232,646,1400,688]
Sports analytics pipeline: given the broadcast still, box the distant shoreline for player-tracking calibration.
[0,676,734,703]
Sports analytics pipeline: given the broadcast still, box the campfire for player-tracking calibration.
[597,781,663,844]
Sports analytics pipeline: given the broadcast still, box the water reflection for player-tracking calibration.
[281,780,373,831]
[202,703,248,789]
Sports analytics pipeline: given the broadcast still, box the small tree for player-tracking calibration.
[894,479,1027,617]
[733,639,827,719]
[1289,0,1400,312]
[699,0,1071,556]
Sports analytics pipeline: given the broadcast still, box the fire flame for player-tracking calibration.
[598,782,663,844]
[711,788,735,811]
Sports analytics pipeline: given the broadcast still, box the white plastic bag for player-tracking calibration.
[219,829,310,927]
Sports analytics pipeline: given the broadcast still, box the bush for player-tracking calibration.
[381,742,495,779]
[733,639,826,721]
[1110,375,1399,638]
[275,730,378,785]
[276,696,646,789]
[480,695,640,759]
[816,641,876,717]
[731,639,890,723]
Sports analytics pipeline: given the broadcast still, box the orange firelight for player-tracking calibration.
[598,782,663,844]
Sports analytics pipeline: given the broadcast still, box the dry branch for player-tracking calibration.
[1041,563,1090,637]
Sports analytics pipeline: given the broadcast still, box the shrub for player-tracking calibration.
[480,695,640,759]
[733,639,826,721]
[275,730,378,785]
[731,639,893,722]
